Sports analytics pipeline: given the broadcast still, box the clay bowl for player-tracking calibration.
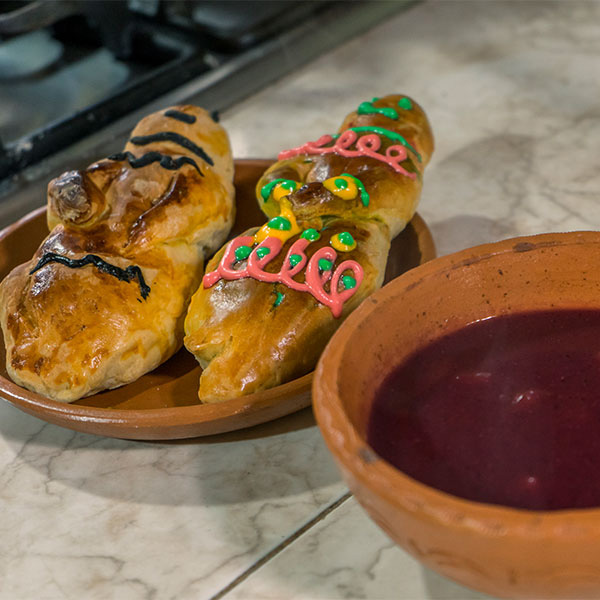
[313,231,600,600]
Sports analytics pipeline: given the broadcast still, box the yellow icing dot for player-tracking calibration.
[254,199,301,244]
[272,181,298,202]
[323,175,358,201]
[330,232,357,252]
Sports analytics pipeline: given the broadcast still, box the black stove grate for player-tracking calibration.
[0,0,415,213]
[0,0,331,180]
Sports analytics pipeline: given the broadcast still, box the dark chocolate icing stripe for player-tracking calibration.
[30,253,151,300]
[164,109,196,124]
[129,132,214,166]
[210,110,220,123]
[108,150,202,175]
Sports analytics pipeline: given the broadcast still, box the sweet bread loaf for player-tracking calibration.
[184,94,434,402]
[0,106,234,401]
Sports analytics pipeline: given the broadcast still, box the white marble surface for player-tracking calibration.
[227,496,494,600]
[2,1,600,599]
[0,407,346,599]
[226,0,600,257]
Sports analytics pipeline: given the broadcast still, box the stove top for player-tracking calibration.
[0,0,413,225]
[0,0,336,177]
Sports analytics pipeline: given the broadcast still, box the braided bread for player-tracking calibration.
[184,94,434,403]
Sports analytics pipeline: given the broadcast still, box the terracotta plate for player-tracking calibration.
[0,159,435,440]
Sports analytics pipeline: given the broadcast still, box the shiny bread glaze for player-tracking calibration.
[0,105,234,401]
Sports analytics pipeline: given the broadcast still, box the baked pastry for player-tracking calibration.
[0,105,234,401]
[184,94,434,402]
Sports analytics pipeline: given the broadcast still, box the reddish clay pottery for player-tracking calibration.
[0,160,434,440]
[313,231,600,599]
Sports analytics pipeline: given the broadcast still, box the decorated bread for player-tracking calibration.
[0,106,234,401]
[184,94,434,403]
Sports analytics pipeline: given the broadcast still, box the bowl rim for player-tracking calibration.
[313,229,600,539]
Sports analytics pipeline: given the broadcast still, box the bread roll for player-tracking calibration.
[184,94,434,403]
[0,105,234,401]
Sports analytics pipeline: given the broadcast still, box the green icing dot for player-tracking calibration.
[256,247,270,259]
[289,254,302,267]
[260,180,279,201]
[234,245,252,261]
[273,290,284,308]
[338,232,355,246]
[334,177,349,189]
[342,275,357,289]
[260,179,297,202]
[357,98,399,120]
[379,107,399,119]
[301,228,321,241]
[267,216,291,231]
[397,97,413,110]
[341,173,370,207]
[318,258,333,271]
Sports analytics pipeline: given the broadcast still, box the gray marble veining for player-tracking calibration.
[0,406,345,599]
[2,1,600,599]
[225,496,495,600]
[226,0,600,257]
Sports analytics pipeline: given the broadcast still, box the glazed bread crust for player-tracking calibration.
[184,94,434,403]
[0,106,234,402]
[258,95,434,237]
[185,219,390,402]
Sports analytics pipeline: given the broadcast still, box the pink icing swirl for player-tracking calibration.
[277,130,416,179]
[202,236,364,318]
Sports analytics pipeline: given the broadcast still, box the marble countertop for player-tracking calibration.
[2,1,599,598]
